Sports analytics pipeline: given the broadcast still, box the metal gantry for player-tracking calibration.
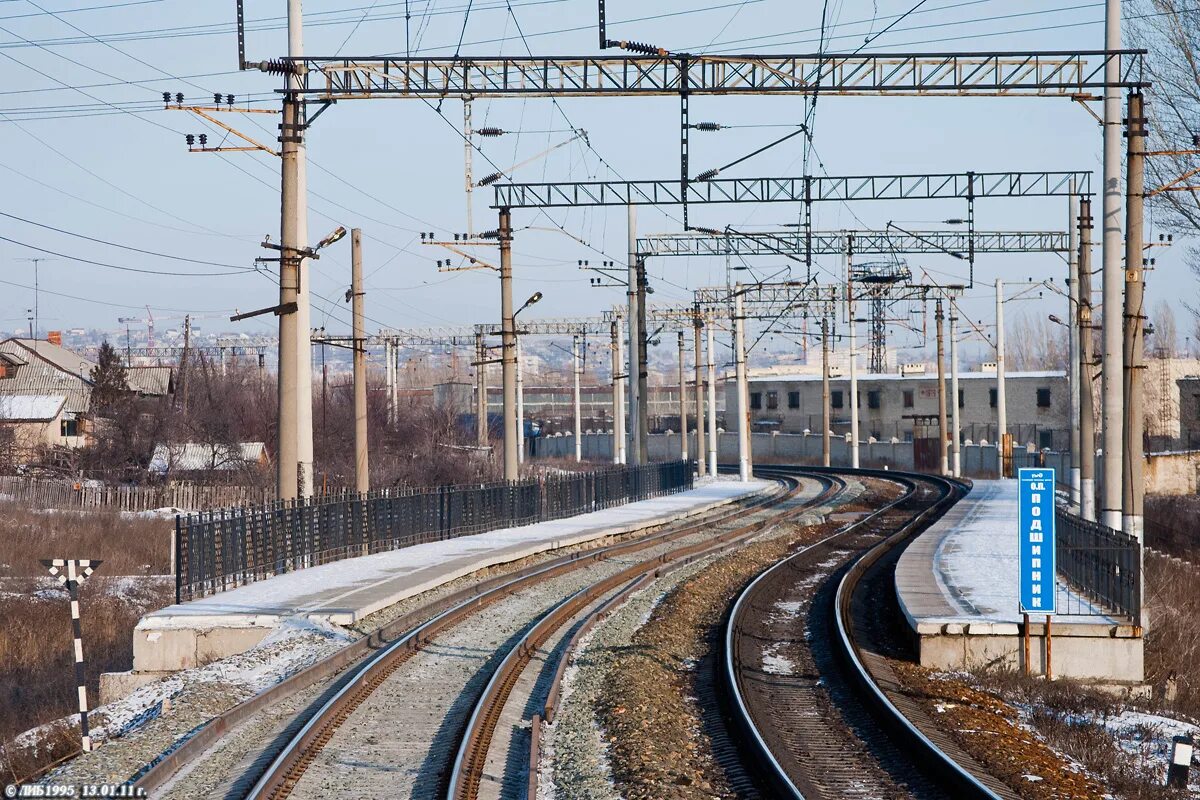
[636,229,1070,258]
[278,51,1146,99]
[491,171,1091,209]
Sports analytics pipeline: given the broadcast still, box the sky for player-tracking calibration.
[0,0,1191,364]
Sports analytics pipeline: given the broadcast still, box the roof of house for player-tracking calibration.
[0,339,93,416]
[0,394,67,421]
[148,442,268,473]
[126,366,173,396]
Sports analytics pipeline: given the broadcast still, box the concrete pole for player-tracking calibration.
[275,0,311,500]
[384,338,395,426]
[935,299,949,477]
[636,260,649,462]
[499,208,519,481]
[391,341,400,422]
[626,205,642,465]
[1123,90,1146,539]
[821,315,831,467]
[516,337,525,464]
[706,322,718,476]
[351,229,369,494]
[734,287,751,482]
[572,334,582,462]
[1068,190,1082,512]
[848,292,860,469]
[1079,199,1097,521]
[475,332,488,448]
[693,314,707,476]
[996,279,1008,475]
[1101,0,1125,531]
[677,331,688,461]
[611,320,625,464]
[950,301,961,478]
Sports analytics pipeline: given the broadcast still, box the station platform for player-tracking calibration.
[895,480,1143,682]
[127,477,775,680]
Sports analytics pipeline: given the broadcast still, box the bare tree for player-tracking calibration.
[1006,312,1068,372]
[1149,299,1180,356]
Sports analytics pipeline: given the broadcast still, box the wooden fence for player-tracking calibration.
[0,477,273,512]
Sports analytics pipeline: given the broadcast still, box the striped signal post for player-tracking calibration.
[41,558,102,752]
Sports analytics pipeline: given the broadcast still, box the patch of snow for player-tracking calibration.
[761,644,794,676]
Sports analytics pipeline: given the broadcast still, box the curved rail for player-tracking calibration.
[446,467,847,800]
[723,468,1000,799]
[245,470,809,800]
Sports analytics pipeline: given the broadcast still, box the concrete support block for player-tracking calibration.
[132,624,272,672]
[99,670,173,705]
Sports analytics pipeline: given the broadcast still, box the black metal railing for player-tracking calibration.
[174,461,693,602]
[1055,509,1141,621]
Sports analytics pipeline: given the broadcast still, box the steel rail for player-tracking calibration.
[243,472,804,800]
[135,473,785,794]
[721,468,1003,799]
[831,473,1003,799]
[722,470,918,798]
[447,468,846,800]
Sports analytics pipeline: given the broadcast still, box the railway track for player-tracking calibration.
[243,467,846,800]
[723,468,1018,800]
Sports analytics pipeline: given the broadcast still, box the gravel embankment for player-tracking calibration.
[539,479,866,800]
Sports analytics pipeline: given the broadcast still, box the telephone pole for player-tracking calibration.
[996,279,1009,477]
[500,208,519,480]
[626,206,642,464]
[1068,189,1082,512]
[734,286,751,481]
[1079,198,1097,521]
[611,319,625,464]
[1123,90,1146,539]
[821,315,831,468]
[693,313,706,476]
[677,331,688,461]
[276,0,314,500]
[706,322,718,476]
[936,299,949,477]
[848,288,860,469]
[1100,0,1125,530]
[475,332,488,448]
[572,335,583,462]
[351,229,369,494]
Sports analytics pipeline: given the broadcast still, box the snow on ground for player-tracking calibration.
[761,644,795,676]
[932,480,1116,625]
[14,616,353,751]
[143,477,771,625]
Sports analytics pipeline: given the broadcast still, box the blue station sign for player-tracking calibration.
[1018,468,1057,614]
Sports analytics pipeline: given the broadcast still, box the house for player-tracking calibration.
[0,338,173,446]
[0,394,68,458]
[148,442,269,477]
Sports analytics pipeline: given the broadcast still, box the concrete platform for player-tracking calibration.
[895,480,1143,682]
[128,477,773,676]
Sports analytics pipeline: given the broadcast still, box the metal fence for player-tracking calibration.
[175,461,693,602]
[1055,509,1141,621]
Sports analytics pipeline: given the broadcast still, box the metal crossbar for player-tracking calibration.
[492,171,1091,208]
[637,229,1069,258]
[284,51,1146,100]
[174,462,692,602]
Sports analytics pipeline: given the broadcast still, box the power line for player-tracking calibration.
[0,234,258,277]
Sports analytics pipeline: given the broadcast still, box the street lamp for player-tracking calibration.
[315,226,347,252]
[1048,314,1066,327]
[516,291,542,316]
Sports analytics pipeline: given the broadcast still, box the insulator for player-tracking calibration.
[477,127,505,137]
[175,92,184,105]
[214,93,222,105]
[454,233,461,241]
[199,134,208,146]
[619,40,667,56]
[256,59,295,76]
[692,122,722,131]
[162,91,171,105]
[696,168,719,181]
[478,172,502,186]
[479,229,500,239]
[226,94,235,106]
[420,232,427,240]
[185,134,195,147]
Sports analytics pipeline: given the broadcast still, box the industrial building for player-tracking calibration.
[728,368,1070,450]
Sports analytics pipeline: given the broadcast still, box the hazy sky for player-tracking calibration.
[0,0,1189,361]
